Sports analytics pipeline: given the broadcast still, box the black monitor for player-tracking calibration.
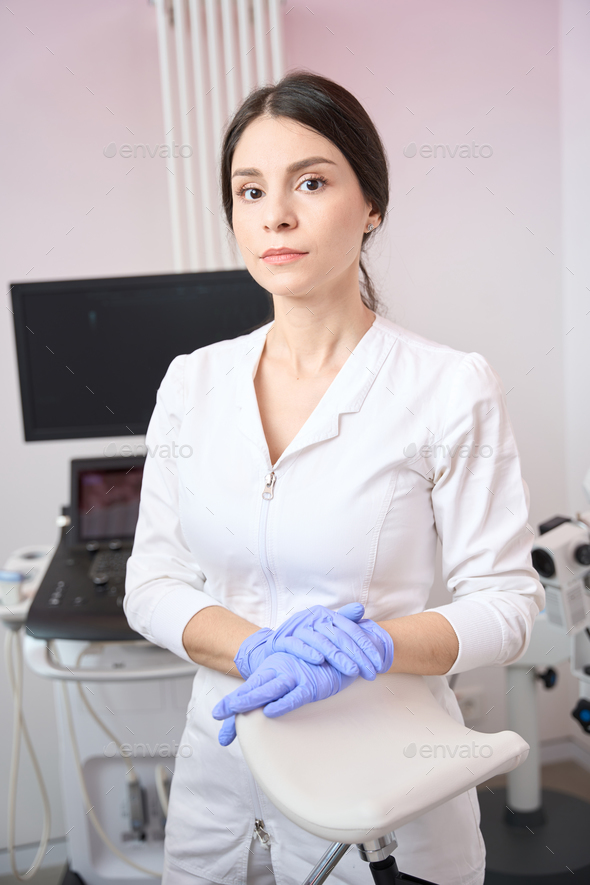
[11,269,272,441]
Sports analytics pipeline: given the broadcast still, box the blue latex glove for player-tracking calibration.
[214,619,394,746]
[354,616,395,675]
[235,602,382,681]
[212,653,358,746]
[219,602,367,747]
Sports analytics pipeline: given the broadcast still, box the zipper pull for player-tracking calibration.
[254,818,271,849]
[262,472,276,500]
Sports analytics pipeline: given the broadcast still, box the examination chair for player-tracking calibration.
[236,673,530,885]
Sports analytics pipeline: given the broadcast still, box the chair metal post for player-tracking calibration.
[300,842,350,885]
[357,832,398,863]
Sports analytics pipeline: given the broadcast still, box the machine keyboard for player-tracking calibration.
[27,539,140,641]
[89,549,130,583]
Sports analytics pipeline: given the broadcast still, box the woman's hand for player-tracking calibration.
[212,652,358,745]
[213,618,394,746]
[235,602,390,680]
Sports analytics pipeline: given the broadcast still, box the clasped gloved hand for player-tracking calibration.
[213,652,359,746]
[213,605,394,745]
[235,602,384,681]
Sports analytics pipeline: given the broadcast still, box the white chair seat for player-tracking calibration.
[236,673,529,844]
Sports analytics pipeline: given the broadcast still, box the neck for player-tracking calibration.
[265,290,376,378]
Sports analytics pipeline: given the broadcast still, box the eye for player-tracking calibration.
[234,174,328,202]
[298,174,328,193]
[234,185,263,202]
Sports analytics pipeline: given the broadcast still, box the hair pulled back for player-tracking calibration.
[220,70,389,313]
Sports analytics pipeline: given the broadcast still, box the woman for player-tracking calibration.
[124,70,545,885]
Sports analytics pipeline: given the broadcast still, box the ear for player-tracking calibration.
[366,200,382,231]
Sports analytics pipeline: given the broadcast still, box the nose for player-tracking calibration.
[262,189,297,232]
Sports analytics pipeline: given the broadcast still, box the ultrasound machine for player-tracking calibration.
[26,456,146,644]
[2,270,272,885]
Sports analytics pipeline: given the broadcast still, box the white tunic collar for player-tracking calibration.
[235,313,398,469]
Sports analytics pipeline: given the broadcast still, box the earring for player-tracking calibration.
[367,224,374,232]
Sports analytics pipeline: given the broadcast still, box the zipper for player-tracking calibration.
[254,818,271,849]
[259,471,278,629]
[262,471,276,500]
[249,470,276,850]
[247,768,271,849]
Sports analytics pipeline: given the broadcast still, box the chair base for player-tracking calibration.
[369,855,437,884]
[479,787,590,883]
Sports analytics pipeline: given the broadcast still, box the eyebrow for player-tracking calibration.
[231,155,337,179]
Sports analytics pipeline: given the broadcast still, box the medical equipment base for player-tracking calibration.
[477,613,590,883]
[24,634,197,885]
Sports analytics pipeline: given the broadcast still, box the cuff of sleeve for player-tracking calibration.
[425,598,505,676]
[149,585,223,664]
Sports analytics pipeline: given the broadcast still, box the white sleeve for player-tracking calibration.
[124,354,224,663]
[424,351,545,676]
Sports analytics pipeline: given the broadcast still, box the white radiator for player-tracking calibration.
[153,0,286,271]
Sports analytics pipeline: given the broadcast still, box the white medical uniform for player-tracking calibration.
[124,312,545,885]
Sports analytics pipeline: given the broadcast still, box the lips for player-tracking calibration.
[261,248,306,258]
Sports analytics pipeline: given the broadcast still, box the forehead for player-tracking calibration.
[231,116,342,172]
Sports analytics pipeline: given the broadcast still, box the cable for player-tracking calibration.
[5,629,51,881]
[74,645,138,784]
[154,765,170,819]
[56,647,160,877]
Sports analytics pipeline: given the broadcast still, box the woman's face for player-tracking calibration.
[230,115,380,304]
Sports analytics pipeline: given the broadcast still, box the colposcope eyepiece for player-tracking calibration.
[532,548,555,579]
[574,544,590,566]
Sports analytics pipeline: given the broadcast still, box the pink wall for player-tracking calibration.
[0,0,172,282]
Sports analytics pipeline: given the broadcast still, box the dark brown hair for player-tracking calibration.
[220,69,389,313]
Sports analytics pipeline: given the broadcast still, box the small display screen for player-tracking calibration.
[78,466,144,540]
